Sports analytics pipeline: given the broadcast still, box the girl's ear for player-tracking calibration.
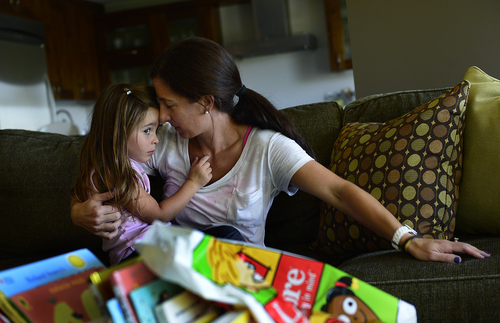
[199,95,215,112]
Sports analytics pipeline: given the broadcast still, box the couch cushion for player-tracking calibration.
[0,130,108,268]
[456,66,500,235]
[312,81,469,257]
[337,235,500,323]
[265,102,344,247]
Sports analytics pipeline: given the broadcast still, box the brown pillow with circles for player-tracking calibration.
[312,80,470,257]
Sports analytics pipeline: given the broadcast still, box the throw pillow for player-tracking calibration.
[456,66,500,235]
[313,81,470,257]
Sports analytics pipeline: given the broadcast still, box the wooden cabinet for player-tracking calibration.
[98,0,223,85]
[324,0,352,71]
[0,0,42,19]
[42,0,103,100]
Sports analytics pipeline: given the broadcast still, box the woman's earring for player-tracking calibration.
[205,110,209,114]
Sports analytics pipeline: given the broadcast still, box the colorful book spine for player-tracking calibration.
[88,256,143,319]
[10,267,104,323]
[106,298,126,323]
[210,310,253,323]
[0,249,106,297]
[0,290,27,323]
[109,261,158,323]
[129,279,184,323]
[154,290,216,323]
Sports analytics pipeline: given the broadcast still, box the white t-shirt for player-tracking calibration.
[143,124,313,245]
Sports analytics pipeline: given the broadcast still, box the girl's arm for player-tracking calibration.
[132,155,212,223]
[290,160,490,264]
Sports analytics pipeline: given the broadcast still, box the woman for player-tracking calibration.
[71,37,489,264]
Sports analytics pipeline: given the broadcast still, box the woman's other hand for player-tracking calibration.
[406,237,491,264]
[70,190,122,239]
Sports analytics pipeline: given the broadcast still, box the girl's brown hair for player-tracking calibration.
[149,37,315,158]
[70,83,159,215]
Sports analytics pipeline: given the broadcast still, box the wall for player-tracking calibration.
[221,0,354,109]
[347,0,500,98]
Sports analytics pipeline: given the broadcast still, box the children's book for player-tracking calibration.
[88,256,142,319]
[0,249,106,297]
[10,267,104,323]
[154,290,217,323]
[106,298,125,323]
[129,279,184,323]
[0,309,12,323]
[109,261,158,323]
[210,310,253,323]
[0,290,27,323]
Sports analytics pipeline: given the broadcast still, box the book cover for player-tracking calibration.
[10,267,104,323]
[0,249,106,297]
[129,279,184,323]
[109,261,158,323]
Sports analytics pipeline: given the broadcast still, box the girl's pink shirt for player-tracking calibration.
[101,159,151,265]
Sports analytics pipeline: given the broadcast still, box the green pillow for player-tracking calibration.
[456,66,500,235]
[312,81,469,257]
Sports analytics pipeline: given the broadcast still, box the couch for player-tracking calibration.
[1,66,499,322]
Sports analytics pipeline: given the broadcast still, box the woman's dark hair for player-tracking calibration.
[149,37,314,158]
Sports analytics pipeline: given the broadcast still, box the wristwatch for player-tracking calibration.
[391,225,417,251]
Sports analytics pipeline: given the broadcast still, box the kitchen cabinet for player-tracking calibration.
[0,0,42,19]
[98,0,224,85]
[42,0,103,100]
[324,0,352,71]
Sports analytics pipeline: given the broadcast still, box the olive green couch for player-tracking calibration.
[1,70,499,322]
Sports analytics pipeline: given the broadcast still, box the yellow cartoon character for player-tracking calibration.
[206,238,277,292]
[321,277,380,323]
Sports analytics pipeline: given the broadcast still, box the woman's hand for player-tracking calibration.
[406,236,490,264]
[70,190,122,240]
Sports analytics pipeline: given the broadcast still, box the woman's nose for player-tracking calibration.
[159,107,171,124]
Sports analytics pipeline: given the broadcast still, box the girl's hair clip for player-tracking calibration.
[124,88,132,95]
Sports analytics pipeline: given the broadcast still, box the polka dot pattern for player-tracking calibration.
[314,81,470,257]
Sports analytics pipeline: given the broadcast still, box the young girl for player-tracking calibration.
[71,83,212,265]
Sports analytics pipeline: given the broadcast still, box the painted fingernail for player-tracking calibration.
[454,257,461,264]
[110,188,115,192]
[484,251,491,256]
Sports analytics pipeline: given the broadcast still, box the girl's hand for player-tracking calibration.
[406,237,491,264]
[188,155,212,188]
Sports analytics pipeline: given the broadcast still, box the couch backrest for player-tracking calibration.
[265,101,344,246]
[343,87,451,124]
[0,130,106,266]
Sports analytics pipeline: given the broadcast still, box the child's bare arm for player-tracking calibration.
[132,155,212,223]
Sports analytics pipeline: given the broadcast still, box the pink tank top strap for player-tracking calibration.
[243,126,253,150]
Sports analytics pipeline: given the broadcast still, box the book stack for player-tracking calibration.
[0,249,254,323]
[90,258,252,323]
[0,248,106,323]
